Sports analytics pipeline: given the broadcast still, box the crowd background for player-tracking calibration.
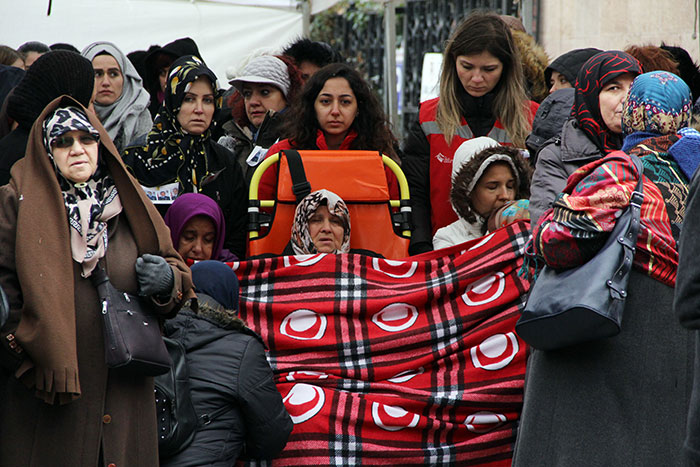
[2,5,700,466]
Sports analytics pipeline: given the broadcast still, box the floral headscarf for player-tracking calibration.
[290,189,351,255]
[122,55,221,192]
[622,71,692,136]
[572,50,642,153]
[43,106,122,277]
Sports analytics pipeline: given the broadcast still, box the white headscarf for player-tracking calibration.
[82,41,152,151]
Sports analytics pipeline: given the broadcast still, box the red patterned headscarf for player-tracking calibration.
[572,51,642,153]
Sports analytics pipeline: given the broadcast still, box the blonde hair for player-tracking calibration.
[436,12,531,146]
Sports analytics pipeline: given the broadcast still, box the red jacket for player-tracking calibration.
[419,97,539,234]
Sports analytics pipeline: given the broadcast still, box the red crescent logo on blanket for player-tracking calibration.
[464,411,507,433]
[286,370,330,381]
[470,332,519,370]
[387,367,425,383]
[283,253,327,268]
[372,402,420,431]
[371,258,419,278]
[461,272,506,306]
[280,309,327,340]
[283,383,325,424]
[371,303,419,332]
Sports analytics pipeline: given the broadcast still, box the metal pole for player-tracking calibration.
[301,0,311,37]
[383,0,398,127]
[521,0,533,34]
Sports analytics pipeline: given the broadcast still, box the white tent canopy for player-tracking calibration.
[1,0,308,86]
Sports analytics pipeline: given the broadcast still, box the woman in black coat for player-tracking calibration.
[123,56,248,259]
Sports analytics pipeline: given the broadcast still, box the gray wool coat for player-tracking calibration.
[513,269,694,466]
[528,118,604,225]
[674,170,700,466]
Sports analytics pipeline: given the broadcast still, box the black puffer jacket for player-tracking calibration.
[161,296,293,466]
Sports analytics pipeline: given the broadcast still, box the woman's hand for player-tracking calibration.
[135,254,174,297]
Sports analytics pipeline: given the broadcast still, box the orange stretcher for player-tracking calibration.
[247,150,411,259]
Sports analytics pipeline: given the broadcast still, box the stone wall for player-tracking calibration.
[539,0,700,63]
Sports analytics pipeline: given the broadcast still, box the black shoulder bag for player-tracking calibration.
[516,154,644,350]
[91,259,172,375]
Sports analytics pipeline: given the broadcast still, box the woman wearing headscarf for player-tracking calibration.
[123,55,248,259]
[0,95,193,466]
[82,41,152,152]
[164,193,237,263]
[161,260,292,465]
[286,189,351,255]
[271,189,380,257]
[514,71,697,466]
[529,50,642,225]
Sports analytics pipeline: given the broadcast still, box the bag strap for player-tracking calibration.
[90,257,109,285]
[607,154,644,299]
[198,404,231,426]
[282,149,311,203]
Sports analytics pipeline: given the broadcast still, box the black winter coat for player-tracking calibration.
[123,140,249,259]
[218,111,285,187]
[161,298,292,466]
[0,127,29,186]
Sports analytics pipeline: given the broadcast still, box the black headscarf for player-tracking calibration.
[572,50,642,153]
[122,55,221,192]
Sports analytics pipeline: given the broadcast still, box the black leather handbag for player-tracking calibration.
[91,260,172,376]
[515,154,644,351]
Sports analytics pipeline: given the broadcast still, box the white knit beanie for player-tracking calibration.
[229,55,291,98]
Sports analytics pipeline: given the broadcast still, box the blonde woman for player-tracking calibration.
[403,12,538,254]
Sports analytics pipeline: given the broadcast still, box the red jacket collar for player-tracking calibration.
[315,129,357,150]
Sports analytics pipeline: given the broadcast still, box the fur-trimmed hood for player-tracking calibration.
[164,293,263,351]
[511,30,549,103]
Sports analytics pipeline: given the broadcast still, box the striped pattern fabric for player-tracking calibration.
[235,221,531,466]
[534,150,681,286]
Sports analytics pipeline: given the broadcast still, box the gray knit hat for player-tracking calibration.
[229,55,290,98]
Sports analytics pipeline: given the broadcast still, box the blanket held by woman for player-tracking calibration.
[233,220,531,466]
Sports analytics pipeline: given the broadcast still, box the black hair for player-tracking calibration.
[283,63,398,161]
[283,37,345,69]
[18,41,50,55]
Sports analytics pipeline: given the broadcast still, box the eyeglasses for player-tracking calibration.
[52,134,99,149]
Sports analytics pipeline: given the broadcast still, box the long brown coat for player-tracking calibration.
[0,96,193,466]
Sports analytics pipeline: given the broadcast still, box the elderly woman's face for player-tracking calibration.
[308,205,345,253]
[51,130,99,183]
[177,215,216,261]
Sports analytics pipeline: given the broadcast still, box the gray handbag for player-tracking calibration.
[515,154,644,350]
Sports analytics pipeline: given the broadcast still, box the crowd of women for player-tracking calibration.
[2,9,700,466]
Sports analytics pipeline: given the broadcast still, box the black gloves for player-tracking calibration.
[135,254,174,297]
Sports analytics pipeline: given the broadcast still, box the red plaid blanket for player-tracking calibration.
[234,221,531,466]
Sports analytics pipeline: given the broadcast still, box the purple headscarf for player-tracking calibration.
[164,193,237,262]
